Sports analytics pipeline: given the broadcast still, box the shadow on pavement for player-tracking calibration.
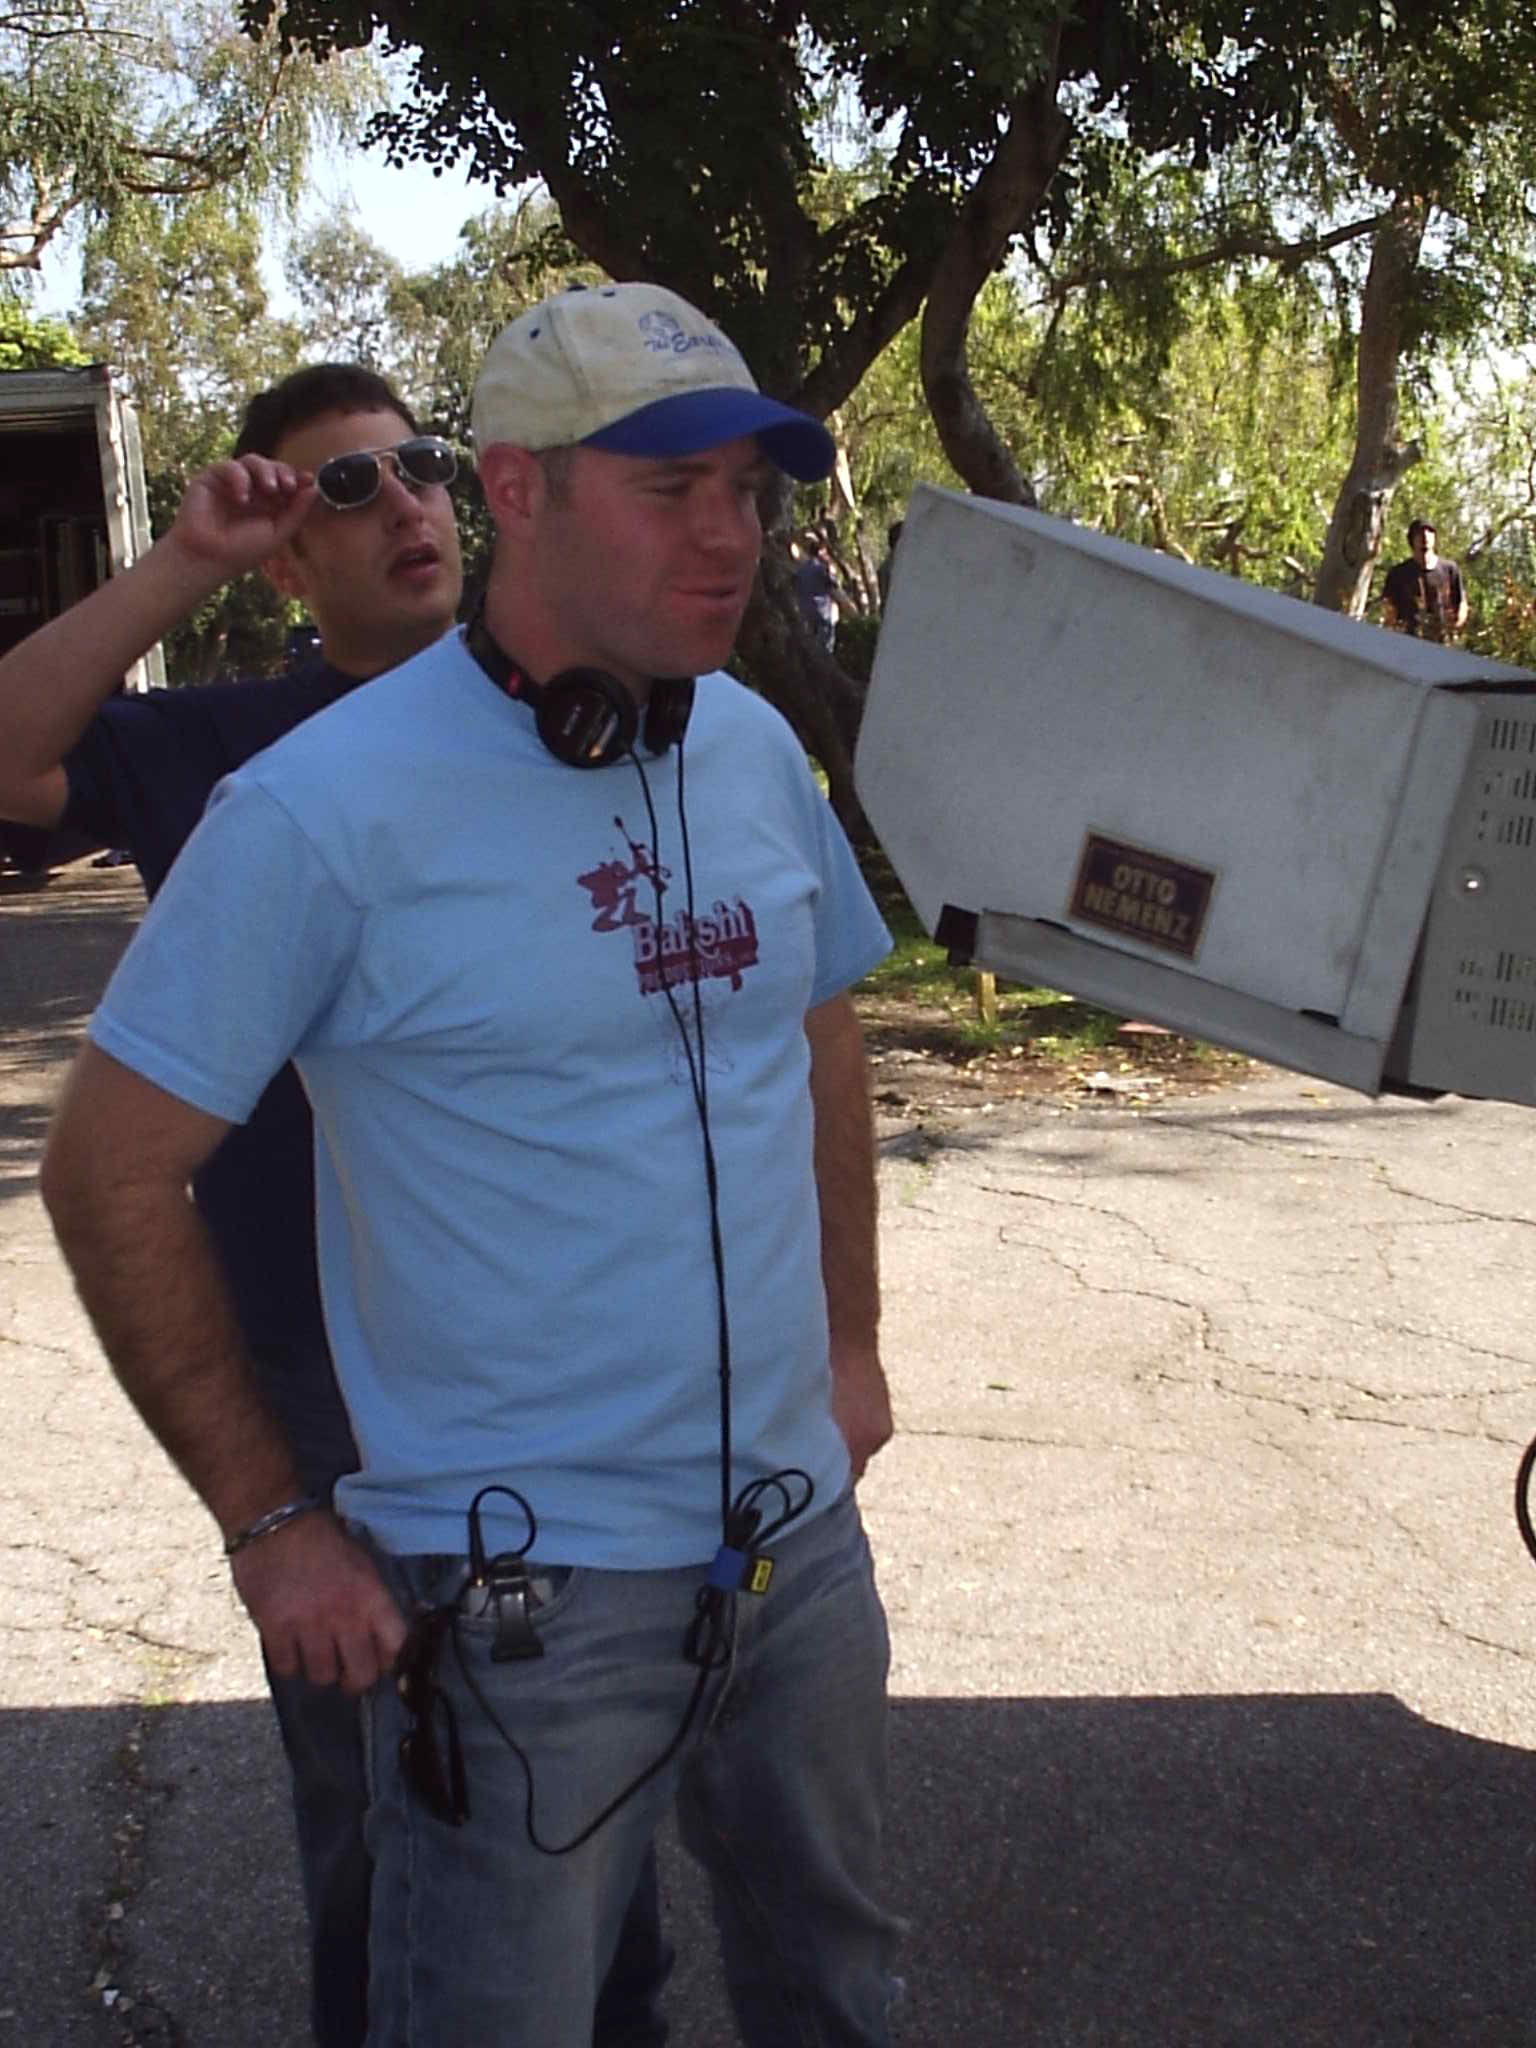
[6,1690,1535,2046]
[879,1691,1536,2048]
[1,869,141,1208]
[0,1099,51,1203]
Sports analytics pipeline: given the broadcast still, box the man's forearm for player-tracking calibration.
[805,992,892,1477]
[43,1168,301,1539]
[806,994,880,1347]
[46,1155,410,1689]
[0,534,225,825]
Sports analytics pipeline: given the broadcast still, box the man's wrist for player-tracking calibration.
[223,1494,327,1557]
[152,528,237,610]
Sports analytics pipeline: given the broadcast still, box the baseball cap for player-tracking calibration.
[471,283,835,482]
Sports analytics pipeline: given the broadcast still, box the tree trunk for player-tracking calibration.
[1312,202,1426,616]
[737,550,870,843]
[919,66,1071,506]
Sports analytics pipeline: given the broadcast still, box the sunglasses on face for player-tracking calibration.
[314,436,458,511]
[396,1606,470,1826]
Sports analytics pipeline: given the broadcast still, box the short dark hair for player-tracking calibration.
[536,446,576,504]
[233,364,418,460]
[1407,517,1436,545]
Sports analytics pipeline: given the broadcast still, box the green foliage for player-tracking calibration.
[231,0,1536,695]
[0,2,380,277]
[1040,286,1357,585]
[249,0,1400,410]
[831,611,881,684]
[1400,358,1536,669]
[0,3,378,677]
[854,847,1133,1056]
[78,191,308,677]
[0,297,89,369]
[829,255,1359,597]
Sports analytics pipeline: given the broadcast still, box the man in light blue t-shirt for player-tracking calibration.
[42,282,902,2045]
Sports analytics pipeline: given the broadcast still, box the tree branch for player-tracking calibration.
[1042,209,1393,304]
[796,247,934,419]
[920,49,1072,506]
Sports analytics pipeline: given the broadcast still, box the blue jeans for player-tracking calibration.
[257,1336,373,2048]
[363,1488,900,2046]
[257,1339,673,2046]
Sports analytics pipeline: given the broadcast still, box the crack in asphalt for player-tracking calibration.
[1371,1173,1536,1231]
[88,1710,186,2047]
[0,1329,76,1362]
[1168,1369,1531,1446]
[1432,1618,1536,1663]
[898,1424,1227,1460]
[934,1205,1536,1382]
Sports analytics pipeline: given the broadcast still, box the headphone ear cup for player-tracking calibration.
[536,669,639,768]
[643,678,695,756]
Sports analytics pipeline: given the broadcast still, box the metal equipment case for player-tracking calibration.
[855,484,1536,1103]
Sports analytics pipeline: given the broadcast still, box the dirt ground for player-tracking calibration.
[856,988,1262,1130]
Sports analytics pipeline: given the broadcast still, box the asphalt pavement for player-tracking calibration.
[5,860,1536,2047]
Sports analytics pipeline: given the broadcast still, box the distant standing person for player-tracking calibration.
[1381,518,1468,642]
[793,527,844,649]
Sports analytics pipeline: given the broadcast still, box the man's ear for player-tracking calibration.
[262,542,307,604]
[477,445,544,535]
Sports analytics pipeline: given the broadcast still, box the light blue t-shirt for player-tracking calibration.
[90,636,891,1566]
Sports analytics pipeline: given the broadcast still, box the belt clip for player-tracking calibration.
[485,1558,544,1662]
[462,1484,544,1662]
[459,1557,544,1661]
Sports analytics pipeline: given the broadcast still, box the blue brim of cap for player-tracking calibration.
[582,389,835,482]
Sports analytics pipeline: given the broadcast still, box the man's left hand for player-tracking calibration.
[829,1339,894,1481]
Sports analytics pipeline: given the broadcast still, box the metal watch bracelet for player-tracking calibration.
[223,1495,326,1558]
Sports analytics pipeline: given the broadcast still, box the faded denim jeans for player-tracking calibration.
[362,1487,901,2046]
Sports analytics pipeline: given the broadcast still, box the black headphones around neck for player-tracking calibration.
[464,605,695,769]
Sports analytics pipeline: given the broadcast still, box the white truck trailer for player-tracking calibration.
[0,361,162,685]
[0,363,161,873]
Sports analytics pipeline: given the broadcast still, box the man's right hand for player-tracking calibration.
[230,1509,407,1694]
[168,456,319,583]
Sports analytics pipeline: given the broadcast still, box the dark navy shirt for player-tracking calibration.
[1382,555,1465,642]
[63,661,365,1361]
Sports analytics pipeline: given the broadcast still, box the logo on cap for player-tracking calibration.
[638,310,736,359]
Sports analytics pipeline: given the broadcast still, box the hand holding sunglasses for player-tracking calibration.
[315,436,459,511]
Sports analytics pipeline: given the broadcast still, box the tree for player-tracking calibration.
[78,191,307,677]
[836,251,1361,600]
[0,1,378,277]
[282,207,412,370]
[286,194,589,446]
[250,0,1401,831]
[2,3,381,676]
[1307,20,1536,615]
[996,9,1536,617]
[1390,353,1536,669]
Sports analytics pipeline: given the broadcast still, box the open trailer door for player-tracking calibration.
[0,363,164,691]
[93,381,163,691]
[0,364,163,874]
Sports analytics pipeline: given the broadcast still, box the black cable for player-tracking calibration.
[448,1599,725,1856]
[1515,1433,1536,1565]
[630,739,734,1532]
